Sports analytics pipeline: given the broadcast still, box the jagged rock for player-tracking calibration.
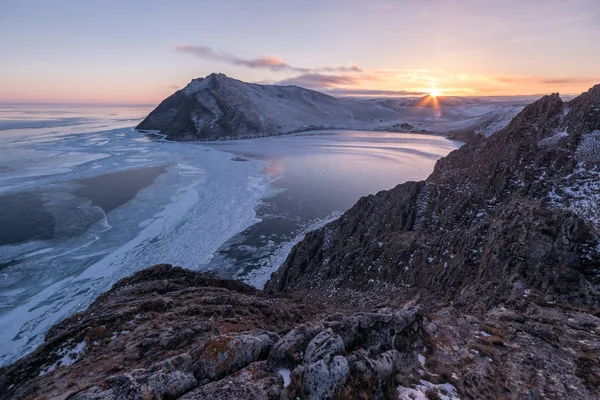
[192,330,278,379]
[268,322,325,369]
[303,328,345,365]
[180,361,282,400]
[304,355,350,400]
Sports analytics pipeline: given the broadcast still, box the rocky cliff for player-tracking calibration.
[2,86,600,399]
[266,85,600,397]
[267,86,600,306]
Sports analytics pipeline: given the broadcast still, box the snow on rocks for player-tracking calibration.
[547,167,600,230]
[397,380,460,400]
[277,368,291,388]
[537,129,569,147]
[39,340,87,376]
[575,130,600,162]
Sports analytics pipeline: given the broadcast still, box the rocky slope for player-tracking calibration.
[2,85,599,399]
[266,85,600,306]
[266,85,600,397]
[0,265,430,400]
[136,73,526,141]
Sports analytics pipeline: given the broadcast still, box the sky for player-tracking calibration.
[1,0,599,104]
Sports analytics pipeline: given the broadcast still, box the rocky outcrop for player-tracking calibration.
[0,264,427,400]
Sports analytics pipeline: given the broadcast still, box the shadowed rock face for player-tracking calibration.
[262,85,600,398]
[267,86,600,310]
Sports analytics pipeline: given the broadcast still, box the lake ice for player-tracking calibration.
[0,105,460,365]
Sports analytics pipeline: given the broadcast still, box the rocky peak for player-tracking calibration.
[498,92,563,141]
[181,73,230,96]
[565,84,600,136]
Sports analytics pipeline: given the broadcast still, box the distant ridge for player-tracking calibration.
[137,73,531,141]
[409,95,475,107]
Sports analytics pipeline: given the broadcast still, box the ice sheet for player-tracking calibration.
[0,110,268,365]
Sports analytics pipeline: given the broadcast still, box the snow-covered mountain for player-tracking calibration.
[137,73,530,141]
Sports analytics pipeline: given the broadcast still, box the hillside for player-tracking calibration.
[137,73,528,141]
[267,85,600,302]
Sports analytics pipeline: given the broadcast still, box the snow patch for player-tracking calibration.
[575,130,600,162]
[397,379,459,400]
[278,369,291,388]
[538,130,568,148]
[39,340,86,376]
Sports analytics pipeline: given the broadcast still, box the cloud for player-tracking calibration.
[277,73,361,89]
[174,44,308,72]
[323,88,427,97]
[491,75,600,86]
[174,44,362,74]
[320,63,363,72]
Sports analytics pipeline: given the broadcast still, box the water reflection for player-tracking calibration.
[202,130,461,287]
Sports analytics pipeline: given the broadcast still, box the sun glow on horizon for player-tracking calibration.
[428,88,441,98]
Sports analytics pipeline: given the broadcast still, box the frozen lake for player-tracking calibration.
[0,104,460,365]
[202,131,461,287]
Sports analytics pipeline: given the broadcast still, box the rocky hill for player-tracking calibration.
[2,85,599,399]
[136,73,399,140]
[136,73,527,141]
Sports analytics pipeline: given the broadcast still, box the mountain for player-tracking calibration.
[137,73,529,141]
[3,85,599,400]
[137,73,402,140]
[266,84,600,397]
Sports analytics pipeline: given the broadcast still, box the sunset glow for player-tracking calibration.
[1,0,599,104]
[428,88,441,98]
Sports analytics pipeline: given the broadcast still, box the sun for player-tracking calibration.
[428,88,441,98]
